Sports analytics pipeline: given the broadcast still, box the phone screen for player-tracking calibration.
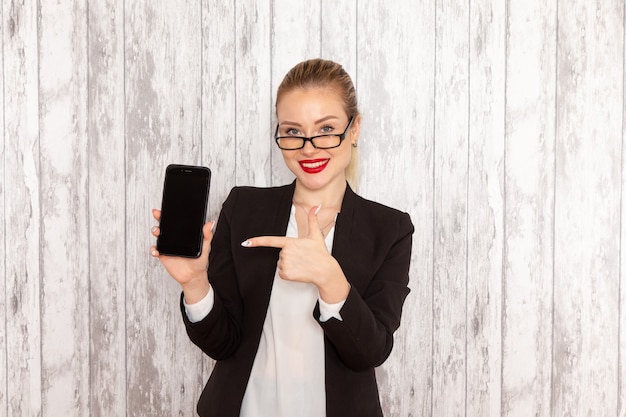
[156,164,211,258]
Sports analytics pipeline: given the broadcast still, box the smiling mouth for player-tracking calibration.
[299,159,329,173]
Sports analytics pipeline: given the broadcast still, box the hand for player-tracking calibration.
[241,205,350,303]
[150,209,213,303]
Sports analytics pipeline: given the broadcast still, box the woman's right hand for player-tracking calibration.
[150,208,213,303]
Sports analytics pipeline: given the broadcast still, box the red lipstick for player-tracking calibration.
[299,159,329,174]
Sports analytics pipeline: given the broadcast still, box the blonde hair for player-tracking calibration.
[276,58,360,190]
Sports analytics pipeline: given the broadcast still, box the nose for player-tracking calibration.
[300,139,318,155]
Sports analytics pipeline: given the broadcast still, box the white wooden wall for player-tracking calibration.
[1,1,625,416]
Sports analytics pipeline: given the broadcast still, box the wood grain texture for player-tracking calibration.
[87,1,126,415]
[320,0,357,77]
[466,0,505,415]
[552,1,623,415]
[0,2,6,415]
[124,1,204,415]
[234,0,272,187]
[3,1,43,416]
[201,0,237,221]
[200,0,239,385]
[432,0,469,416]
[621,4,626,412]
[357,1,435,416]
[502,1,557,417]
[38,2,90,415]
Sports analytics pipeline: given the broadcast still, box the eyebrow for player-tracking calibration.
[279,115,341,127]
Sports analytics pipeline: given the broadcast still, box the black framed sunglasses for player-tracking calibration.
[274,116,354,150]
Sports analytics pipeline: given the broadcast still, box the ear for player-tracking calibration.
[351,114,362,145]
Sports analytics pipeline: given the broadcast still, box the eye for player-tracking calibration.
[320,125,335,134]
[285,127,301,136]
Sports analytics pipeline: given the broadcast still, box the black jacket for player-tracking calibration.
[181,182,414,417]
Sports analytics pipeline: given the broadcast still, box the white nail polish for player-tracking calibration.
[314,204,322,215]
[241,240,252,247]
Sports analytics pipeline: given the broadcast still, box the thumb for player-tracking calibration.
[307,204,324,240]
[200,220,215,256]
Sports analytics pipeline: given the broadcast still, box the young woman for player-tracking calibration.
[151,58,414,417]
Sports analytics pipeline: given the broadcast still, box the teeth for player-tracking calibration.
[302,160,327,168]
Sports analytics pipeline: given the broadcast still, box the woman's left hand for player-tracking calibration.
[241,206,350,303]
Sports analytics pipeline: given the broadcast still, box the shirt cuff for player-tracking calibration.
[318,297,346,322]
[183,286,215,323]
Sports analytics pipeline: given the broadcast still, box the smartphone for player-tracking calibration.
[156,164,211,258]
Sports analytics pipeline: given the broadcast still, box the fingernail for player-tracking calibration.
[314,204,322,215]
[151,226,158,233]
[210,221,216,232]
[151,249,158,257]
[241,240,252,247]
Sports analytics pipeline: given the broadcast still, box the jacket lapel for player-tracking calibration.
[331,184,357,282]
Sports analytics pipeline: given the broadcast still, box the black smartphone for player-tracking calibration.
[156,164,211,258]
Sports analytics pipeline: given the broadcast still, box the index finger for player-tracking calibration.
[241,236,291,249]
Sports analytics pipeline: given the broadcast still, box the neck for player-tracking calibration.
[292,179,347,210]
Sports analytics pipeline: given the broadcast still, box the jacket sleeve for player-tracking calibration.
[181,187,243,360]
[314,211,413,371]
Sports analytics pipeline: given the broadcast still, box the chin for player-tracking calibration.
[293,173,325,187]
[298,173,346,192]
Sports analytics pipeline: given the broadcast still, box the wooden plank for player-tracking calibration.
[199,0,238,387]
[466,0,505,416]
[431,1,469,416]
[234,0,272,187]
[357,0,435,415]
[3,1,43,415]
[552,1,623,415]
[87,1,126,415]
[201,1,237,221]
[124,1,204,415]
[269,0,321,187]
[38,1,90,415]
[0,2,6,414]
[320,0,357,76]
[620,6,626,416]
[502,1,557,416]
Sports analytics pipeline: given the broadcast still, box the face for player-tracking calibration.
[275,87,360,192]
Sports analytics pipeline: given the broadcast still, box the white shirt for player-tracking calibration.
[184,206,344,416]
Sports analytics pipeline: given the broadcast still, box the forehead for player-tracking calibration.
[276,87,346,122]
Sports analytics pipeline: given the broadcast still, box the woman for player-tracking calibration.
[151,58,414,417]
